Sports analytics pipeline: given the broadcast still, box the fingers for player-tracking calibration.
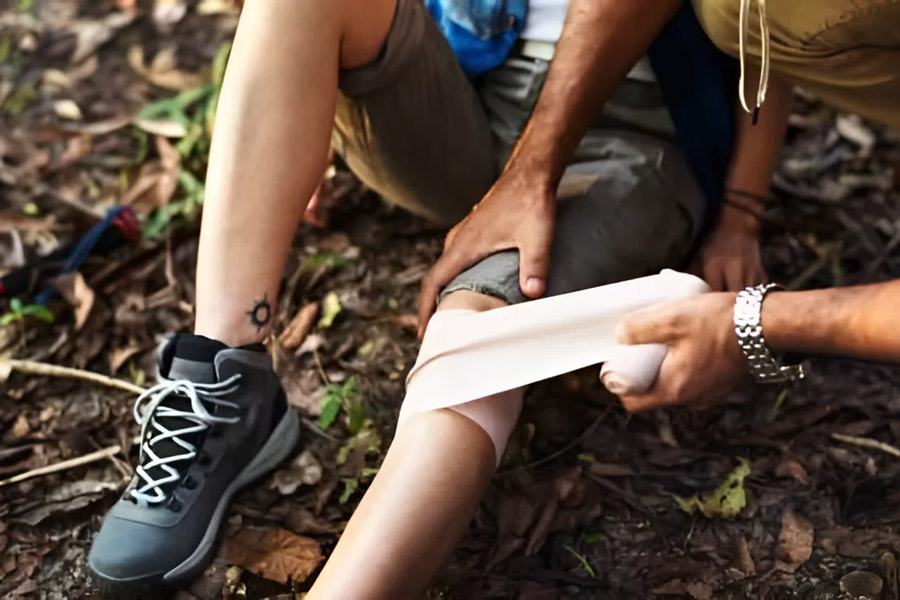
[615,303,679,346]
[618,353,686,413]
[724,260,744,292]
[702,260,725,292]
[619,389,679,413]
[417,243,493,338]
[517,223,553,299]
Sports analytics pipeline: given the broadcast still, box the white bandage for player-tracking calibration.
[397,270,710,461]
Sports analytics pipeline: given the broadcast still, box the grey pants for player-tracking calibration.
[333,0,707,304]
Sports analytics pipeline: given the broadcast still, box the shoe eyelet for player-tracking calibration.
[183,476,197,490]
[168,499,182,512]
[198,453,211,467]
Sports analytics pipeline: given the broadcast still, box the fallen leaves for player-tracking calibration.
[317,291,342,329]
[278,302,319,350]
[70,12,135,64]
[675,459,751,519]
[51,99,82,121]
[226,528,322,585]
[775,509,814,572]
[271,450,323,496]
[9,480,119,526]
[53,272,95,331]
[120,136,181,218]
[128,45,206,92]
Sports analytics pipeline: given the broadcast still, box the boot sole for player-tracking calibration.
[90,409,301,596]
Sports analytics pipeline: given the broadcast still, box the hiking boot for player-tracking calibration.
[88,334,300,594]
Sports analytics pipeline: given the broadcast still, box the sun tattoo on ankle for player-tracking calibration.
[246,294,272,332]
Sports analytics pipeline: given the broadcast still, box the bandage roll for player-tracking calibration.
[599,343,668,396]
[401,270,710,418]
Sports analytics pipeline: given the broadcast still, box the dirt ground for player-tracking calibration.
[2,2,900,599]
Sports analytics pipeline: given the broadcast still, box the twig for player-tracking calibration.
[831,433,900,458]
[301,417,341,444]
[0,444,123,488]
[0,434,142,488]
[312,348,331,386]
[5,359,147,395]
[497,406,611,476]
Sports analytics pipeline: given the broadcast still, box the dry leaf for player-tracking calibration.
[71,13,134,64]
[120,138,180,217]
[12,414,29,439]
[226,528,322,585]
[128,45,205,91]
[271,451,323,496]
[0,355,11,382]
[735,537,755,576]
[54,272,95,330]
[283,505,343,536]
[110,343,143,373]
[278,303,319,350]
[152,0,188,33]
[0,214,53,234]
[133,117,186,138]
[52,99,83,121]
[836,114,875,158]
[318,292,342,329]
[197,0,240,15]
[775,458,810,485]
[775,510,814,572]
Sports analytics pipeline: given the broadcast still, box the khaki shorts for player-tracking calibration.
[334,0,707,304]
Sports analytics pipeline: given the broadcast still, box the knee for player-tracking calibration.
[692,0,741,56]
[437,290,508,314]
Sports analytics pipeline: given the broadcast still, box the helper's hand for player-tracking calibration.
[417,166,556,337]
[614,292,749,412]
[696,201,766,291]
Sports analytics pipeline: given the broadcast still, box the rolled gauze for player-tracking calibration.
[400,270,710,422]
[599,343,669,396]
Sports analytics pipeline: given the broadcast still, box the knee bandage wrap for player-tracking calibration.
[397,270,710,463]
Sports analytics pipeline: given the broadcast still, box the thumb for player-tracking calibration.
[518,224,553,299]
[616,304,677,346]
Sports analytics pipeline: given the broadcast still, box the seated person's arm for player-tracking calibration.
[615,280,900,411]
[418,0,682,331]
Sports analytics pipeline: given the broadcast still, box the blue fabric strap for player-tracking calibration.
[35,206,129,305]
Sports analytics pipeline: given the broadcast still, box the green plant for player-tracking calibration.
[562,545,596,578]
[138,42,232,240]
[318,376,365,433]
[1,299,54,326]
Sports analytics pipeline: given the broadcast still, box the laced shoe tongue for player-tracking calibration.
[140,335,229,502]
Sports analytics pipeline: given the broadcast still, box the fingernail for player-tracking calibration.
[524,277,542,295]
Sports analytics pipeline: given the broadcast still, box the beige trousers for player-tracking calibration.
[694,0,900,131]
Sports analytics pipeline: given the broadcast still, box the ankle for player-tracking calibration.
[193,322,268,347]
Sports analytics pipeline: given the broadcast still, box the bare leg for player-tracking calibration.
[194,0,396,345]
[308,292,524,599]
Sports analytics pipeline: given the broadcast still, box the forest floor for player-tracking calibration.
[3,1,900,599]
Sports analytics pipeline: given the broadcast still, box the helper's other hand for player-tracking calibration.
[417,167,556,337]
[614,292,748,412]
[696,201,766,292]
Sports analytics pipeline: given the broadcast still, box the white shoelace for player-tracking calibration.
[130,375,242,506]
[738,0,771,116]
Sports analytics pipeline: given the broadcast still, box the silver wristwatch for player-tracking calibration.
[733,284,806,384]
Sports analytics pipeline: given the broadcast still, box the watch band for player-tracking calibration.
[733,284,806,384]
